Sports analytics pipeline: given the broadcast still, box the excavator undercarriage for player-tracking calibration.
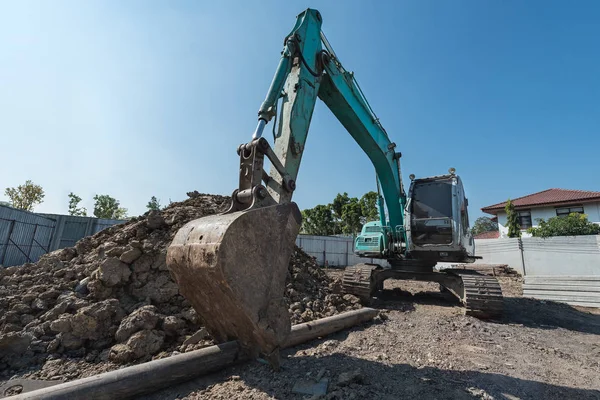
[342,263,504,319]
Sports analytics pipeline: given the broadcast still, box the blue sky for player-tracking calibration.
[1,1,599,221]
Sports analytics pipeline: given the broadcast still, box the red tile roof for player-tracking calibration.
[481,188,600,214]
[473,230,500,239]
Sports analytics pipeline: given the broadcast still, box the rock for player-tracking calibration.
[39,289,62,301]
[20,314,35,326]
[147,211,166,230]
[126,329,165,359]
[87,279,113,300]
[132,254,153,273]
[183,328,210,346]
[108,343,135,364]
[0,332,33,355]
[47,337,61,352]
[95,258,131,287]
[337,369,365,386]
[31,298,49,311]
[162,316,186,335]
[57,247,77,262]
[50,315,72,333]
[75,277,90,295]
[11,303,32,314]
[59,332,83,350]
[120,247,143,264]
[115,305,160,342]
[40,301,70,322]
[70,299,123,340]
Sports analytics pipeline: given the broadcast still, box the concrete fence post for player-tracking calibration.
[518,237,527,276]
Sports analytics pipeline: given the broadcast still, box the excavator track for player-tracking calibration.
[341,264,379,304]
[445,269,504,319]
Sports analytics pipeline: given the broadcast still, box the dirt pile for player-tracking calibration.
[0,193,360,382]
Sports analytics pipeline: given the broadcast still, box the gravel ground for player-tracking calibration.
[142,271,600,400]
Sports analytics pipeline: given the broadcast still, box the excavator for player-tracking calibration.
[166,8,503,365]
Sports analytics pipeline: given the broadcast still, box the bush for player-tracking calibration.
[527,213,600,238]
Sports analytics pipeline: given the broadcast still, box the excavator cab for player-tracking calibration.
[406,169,475,263]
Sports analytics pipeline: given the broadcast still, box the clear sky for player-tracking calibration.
[1,0,599,221]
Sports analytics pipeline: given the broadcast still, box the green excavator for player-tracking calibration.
[166,8,503,363]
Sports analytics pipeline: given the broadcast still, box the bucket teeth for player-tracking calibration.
[166,202,302,357]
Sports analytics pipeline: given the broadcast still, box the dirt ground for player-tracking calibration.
[142,271,600,400]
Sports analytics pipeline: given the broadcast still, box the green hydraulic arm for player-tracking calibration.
[251,8,408,249]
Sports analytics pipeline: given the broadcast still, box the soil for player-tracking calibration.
[142,272,600,400]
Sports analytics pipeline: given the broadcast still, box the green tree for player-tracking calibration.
[359,191,379,223]
[4,180,45,211]
[68,192,87,216]
[93,194,128,219]
[146,196,161,211]
[528,213,600,238]
[301,204,335,235]
[471,216,498,236]
[505,199,521,238]
[341,198,363,235]
[331,192,350,220]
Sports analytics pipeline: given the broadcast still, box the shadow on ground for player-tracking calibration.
[498,296,600,335]
[141,348,600,400]
[370,287,600,336]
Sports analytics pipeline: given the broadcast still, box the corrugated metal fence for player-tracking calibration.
[296,234,389,268]
[0,207,56,267]
[0,205,125,267]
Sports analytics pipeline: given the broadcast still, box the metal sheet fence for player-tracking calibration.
[0,205,125,267]
[0,212,55,267]
[295,234,389,268]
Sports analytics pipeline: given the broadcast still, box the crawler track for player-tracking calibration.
[446,269,504,319]
[341,264,378,303]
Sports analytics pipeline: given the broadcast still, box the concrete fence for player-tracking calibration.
[475,235,600,307]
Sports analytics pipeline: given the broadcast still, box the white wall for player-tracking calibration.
[495,201,600,238]
[474,235,600,277]
[522,235,600,276]
[474,238,524,274]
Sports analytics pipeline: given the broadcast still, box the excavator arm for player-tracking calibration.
[237,8,407,245]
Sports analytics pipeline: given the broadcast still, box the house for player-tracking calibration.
[481,188,600,238]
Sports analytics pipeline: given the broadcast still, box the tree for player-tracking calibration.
[471,216,498,236]
[93,194,128,219]
[301,204,335,236]
[359,191,379,224]
[505,198,521,238]
[4,180,45,211]
[528,213,600,238]
[68,192,87,216]
[341,198,363,235]
[331,192,350,221]
[146,196,161,211]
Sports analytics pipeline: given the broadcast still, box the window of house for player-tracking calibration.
[556,206,584,217]
[518,210,532,229]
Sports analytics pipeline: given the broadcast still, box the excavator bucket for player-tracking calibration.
[166,202,302,358]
